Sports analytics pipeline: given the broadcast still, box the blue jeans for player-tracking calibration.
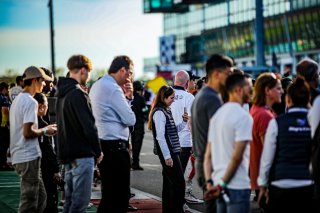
[216,189,250,213]
[63,157,94,213]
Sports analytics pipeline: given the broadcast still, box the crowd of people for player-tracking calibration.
[0,53,320,213]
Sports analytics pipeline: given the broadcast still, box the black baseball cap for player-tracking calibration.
[187,71,200,80]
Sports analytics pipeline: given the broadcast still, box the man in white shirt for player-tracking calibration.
[9,75,24,102]
[10,66,56,213]
[204,73,253,213]
[170,70,203,205]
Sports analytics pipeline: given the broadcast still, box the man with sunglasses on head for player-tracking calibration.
[56,55,103,213]
[90,55,136,213]
[10,66,57,213]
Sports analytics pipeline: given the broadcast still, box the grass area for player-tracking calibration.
[0,171,98,213]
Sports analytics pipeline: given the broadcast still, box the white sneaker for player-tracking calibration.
[87,202,93,209]
[185,192,204,204]
[183,203,191,212]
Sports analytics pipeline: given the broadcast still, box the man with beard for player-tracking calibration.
[204,73,253,213]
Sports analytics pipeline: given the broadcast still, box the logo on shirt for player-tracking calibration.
[175,95,183,100]
[296,118,307,126]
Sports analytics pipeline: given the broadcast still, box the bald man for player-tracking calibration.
[170,70,203,205]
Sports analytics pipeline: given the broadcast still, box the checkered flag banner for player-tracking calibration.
[160,35,176,65]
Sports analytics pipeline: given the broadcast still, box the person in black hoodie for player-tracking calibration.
[34,93,60,213]
[55,54,103,213]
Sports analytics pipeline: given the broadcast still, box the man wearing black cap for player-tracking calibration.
[131,81,147,170]
[187,71,200,94]
[10,66,57,213]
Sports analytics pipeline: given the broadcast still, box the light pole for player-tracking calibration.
[255,0,265,66]
[48,0,55,76]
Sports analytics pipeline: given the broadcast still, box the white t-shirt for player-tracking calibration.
[9,86,23,102]
[170,88,194,147]
[9,92,41,165]
[208,102,253,189]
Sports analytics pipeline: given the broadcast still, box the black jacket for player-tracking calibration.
[38,117,59,174]
[55,77,101,163]
[132,91,146,130]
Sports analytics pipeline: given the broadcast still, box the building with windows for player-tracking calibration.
[144,0,320,75]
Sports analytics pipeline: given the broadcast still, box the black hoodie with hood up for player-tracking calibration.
[55,77,101,163]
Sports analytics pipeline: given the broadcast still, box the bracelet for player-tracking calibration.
[206,179,213,185]
[42,127,47,136]
[218,179,227,189]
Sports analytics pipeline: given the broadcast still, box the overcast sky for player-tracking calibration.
[0,0,163,78]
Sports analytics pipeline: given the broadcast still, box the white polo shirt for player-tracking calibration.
[170,86,195,148]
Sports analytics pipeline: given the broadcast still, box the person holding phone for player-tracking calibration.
[148,85,188,213]
[170,70,203,206]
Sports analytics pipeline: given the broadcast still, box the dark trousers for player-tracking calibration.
[41,166,58,213]
[158,149,185,213]
[0,127,9,167]
[98,140,131,213]
[131,127,144,167]
[180,147,192,173]
[267,184,314,213]
[315,183,320,212]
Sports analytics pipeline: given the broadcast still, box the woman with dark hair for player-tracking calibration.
[249,73,283,199]
[258,78,313,212]
[34,93,60,213]
[148,85,188,213]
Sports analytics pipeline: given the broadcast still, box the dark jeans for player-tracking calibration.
[267,184,314,213]
[196,159,217,213]
[180,147,192,173]
[131,127,144,167]
[0,127,9,167]
[205,199,217,213]
[41,166,58,213]
[157,147,185,213]
[216,189,250,213]
[98,140,131,213]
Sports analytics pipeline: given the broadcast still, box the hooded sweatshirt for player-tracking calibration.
[56,77,101,163]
